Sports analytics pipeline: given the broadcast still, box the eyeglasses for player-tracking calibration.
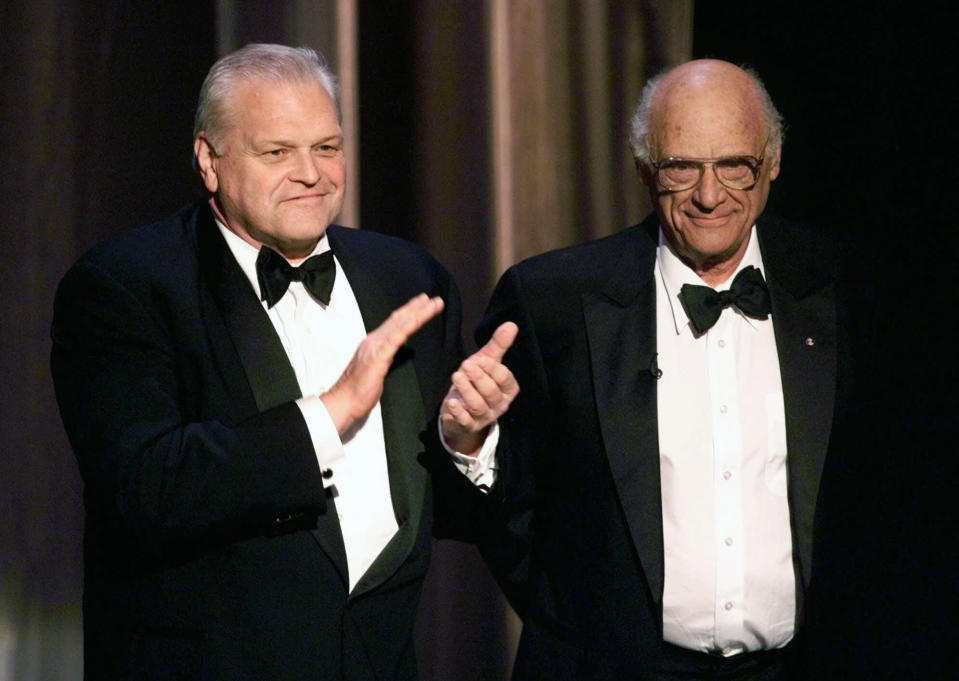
[649,154,765,191]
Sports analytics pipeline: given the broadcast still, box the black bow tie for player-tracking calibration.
[256,246,335,308]
[678,265,771,335]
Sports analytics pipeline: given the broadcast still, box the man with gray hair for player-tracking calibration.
[475,59,853,680]
[52,43,517,680]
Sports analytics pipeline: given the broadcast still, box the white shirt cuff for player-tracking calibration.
[296,394,346,486]
[440,420,499,491]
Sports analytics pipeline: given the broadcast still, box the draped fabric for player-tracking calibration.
[407,5,691,677]
[413,1,692,332]
[0,3,688,679]
[10,2,951,680]
[0,4,213,680]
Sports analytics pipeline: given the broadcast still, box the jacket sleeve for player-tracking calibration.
[50,257,327,551]
[468,266,554,617]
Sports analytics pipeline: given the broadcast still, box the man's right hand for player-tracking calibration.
[321,293,444,435]
[440,321,519,455]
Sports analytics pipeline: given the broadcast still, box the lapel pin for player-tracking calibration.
[805,337,815,347]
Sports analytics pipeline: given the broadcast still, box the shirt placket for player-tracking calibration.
[708,309,746,654]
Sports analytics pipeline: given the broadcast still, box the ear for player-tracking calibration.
[767,147,782,181]
[194,134,219,193]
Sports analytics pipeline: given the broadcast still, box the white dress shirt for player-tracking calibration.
[444,423,499,490]
[656,227,795,656]
[218,223,396,592]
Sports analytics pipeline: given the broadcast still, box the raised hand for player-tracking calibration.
[322,293,445,435]
[441,321,519,455]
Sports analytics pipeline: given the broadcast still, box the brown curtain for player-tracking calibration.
[0,3,214,679]
[409,4,691,679]
[0,2,689,679]
[413,0,692,340]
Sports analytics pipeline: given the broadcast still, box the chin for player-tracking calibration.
[676,234,739,266]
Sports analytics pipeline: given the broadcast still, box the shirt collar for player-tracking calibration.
[657,225,765,335]
[215,219,330,301]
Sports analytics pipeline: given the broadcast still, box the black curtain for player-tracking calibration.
[694,3,956,677]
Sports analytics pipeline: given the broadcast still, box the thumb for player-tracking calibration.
[477,321,518,361]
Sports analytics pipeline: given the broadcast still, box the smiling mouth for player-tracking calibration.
[286,193,329,202]
[687,214,732,224]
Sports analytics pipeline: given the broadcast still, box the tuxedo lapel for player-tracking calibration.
[195,209,302,413]
[194,208,349,584]
[579,217,837,605]
[328,227,428,598]
[583,224,665,605]
[758,221,838,590]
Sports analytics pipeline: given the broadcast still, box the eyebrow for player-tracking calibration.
[254,133,343,149]
[667,154,759,160]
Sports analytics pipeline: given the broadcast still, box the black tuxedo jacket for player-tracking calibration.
[476,214,854,680]
[51,202,471,681]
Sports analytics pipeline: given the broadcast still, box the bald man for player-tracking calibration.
[476,60,854,680]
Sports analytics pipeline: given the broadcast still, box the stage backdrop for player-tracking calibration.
[0,2,689,679]
[4,1,951,679]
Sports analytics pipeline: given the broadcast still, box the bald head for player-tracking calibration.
[629,59,783,165]
[629,60,785,285]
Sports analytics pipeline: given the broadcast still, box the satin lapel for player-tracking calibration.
[328,228,428,598]
[759,223,837,590]
[195,210,302,412]
[195,210,348,584]
[583,226,664,605]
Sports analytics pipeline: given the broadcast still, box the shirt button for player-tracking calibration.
[724,601,734,610]
[724,537,734,546]
[719,405,728,414]
[723,471,732,480]
[718,339,726,348]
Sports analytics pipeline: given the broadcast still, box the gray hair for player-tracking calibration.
[628,64,784,165]
[193,43,339,151]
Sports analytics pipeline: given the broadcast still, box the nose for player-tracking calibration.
[289,150,321,185]
[691,163,727,210]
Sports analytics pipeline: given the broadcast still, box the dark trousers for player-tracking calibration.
[653,642,791,681]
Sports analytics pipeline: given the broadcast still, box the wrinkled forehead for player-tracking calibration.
[229,75,333,110]
[650,73,767,157]
[222,76,338,133]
